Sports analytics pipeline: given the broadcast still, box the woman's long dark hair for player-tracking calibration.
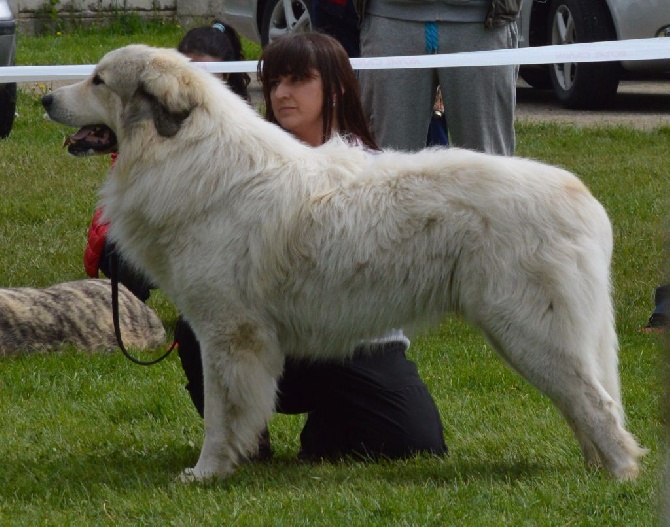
[257,32,377,150]
[178,19,250,100]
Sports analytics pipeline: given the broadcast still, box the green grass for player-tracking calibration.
[0,25,667,526]
[15,18,263,67]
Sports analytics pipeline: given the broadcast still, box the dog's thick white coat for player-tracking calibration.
[44,45,645,481]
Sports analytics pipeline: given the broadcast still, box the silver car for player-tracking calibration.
[0,0,15,138]
[222,0,670,109]
[519,0,670,108]
[222,0,312,46]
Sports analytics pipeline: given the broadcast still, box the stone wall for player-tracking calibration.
[11,0,222,34]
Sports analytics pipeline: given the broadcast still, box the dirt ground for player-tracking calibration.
[515,78,670,130]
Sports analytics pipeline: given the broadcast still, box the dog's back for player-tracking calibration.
[0,279,165,355]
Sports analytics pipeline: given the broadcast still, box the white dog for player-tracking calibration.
[42,44,645,482]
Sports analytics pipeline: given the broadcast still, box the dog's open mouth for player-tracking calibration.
[64,125,118,156]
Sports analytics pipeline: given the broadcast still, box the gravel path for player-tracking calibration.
[515,78,670,130]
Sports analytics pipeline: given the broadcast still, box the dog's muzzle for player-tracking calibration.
[42,94,118,157]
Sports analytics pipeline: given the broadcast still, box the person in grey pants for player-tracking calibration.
[356,0,521,155]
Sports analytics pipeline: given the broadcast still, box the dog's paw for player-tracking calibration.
[178,466,229,484]
[179,467,219,484]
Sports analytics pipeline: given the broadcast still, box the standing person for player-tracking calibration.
[355,0,520,154]
[311,0,362,58]
[311,0,449,147]
[640,284,669,333]
[255,32,446,461]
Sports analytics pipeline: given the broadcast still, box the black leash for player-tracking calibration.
[110,251,175,366]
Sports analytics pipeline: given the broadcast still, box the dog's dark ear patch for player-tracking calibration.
[150,97,190,138]
[125,86,190,138]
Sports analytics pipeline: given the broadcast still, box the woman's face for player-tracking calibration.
[185,53,229,83]
[269,69,325,147]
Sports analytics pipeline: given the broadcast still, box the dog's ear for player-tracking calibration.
[102,45,196,137]
[138,50,196,117]
[121,87,191,138]
[136,49,199,137]
[146,91,190,137]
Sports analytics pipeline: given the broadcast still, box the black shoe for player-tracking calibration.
[640,312,669,333]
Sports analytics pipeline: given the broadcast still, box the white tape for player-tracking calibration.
[1,37,669,83]
[350,37,670,70]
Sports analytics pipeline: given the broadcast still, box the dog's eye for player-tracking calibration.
[92,74,103,86]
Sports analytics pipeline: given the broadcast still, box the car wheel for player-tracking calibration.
[260,0,312,47]
[0,82,16,139]
[547,0,620,109]
[520,66,552,90]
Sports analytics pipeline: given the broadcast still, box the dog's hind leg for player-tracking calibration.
[479,308,645,481]
[558,290,627,466]
[181,321,283,482]
[594,310,624,420]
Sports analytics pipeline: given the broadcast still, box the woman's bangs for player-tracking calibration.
[262,40,316,81]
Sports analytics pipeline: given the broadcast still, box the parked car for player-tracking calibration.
[519,0,670,108]
[222,0,312,46]
[0,0,16,138]
[222,0,670,109]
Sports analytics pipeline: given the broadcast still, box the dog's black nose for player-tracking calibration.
[42,93,53,110]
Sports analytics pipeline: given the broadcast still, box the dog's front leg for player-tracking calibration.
[180,322,283,482]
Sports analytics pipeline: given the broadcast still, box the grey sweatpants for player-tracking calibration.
[359,15,518,155]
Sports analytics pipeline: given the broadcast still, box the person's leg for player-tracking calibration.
[359,15,435,151]
[295,343,447,460]
[175,316,205,417]
[438,21,518,156]
[312,0,361,57]
[297,410,352,460]
[654,284,670,317]
[276,357,329,413]
[641,284,670,331]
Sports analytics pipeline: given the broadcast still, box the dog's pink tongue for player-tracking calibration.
[71,127,96,140]
[63,126,98,148]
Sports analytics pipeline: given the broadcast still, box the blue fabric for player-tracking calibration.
[424,22,448,146]
[427,112,449,146]
[424,22,439,54]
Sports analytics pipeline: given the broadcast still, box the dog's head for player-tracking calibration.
[42,44,200,156]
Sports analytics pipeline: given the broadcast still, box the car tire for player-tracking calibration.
[0,81,16,139]
[547,0,620,109]
[260,0,312,47]
[519,66,552,90]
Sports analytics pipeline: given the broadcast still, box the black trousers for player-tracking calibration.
[175,317,447,460]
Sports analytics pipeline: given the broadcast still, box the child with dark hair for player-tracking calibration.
[177,20,250,100]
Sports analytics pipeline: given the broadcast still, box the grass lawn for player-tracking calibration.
[0,20,667,526]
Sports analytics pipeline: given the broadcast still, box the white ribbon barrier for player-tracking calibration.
[1,37,669,83]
